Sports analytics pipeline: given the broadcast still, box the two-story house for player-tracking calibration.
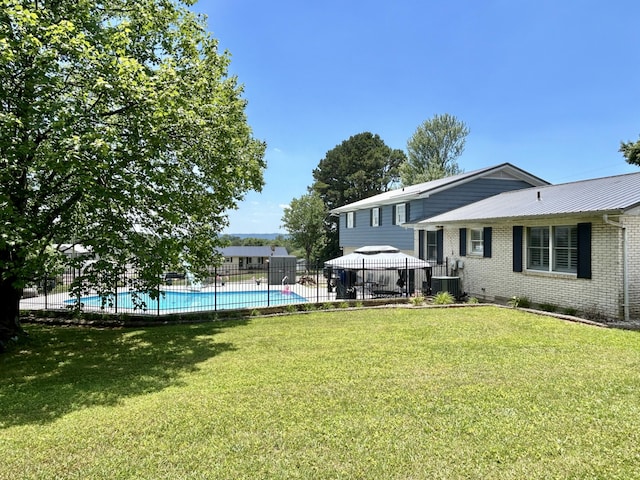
[330,163,549,263]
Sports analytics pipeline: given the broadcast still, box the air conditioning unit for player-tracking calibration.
[431,276,461,299]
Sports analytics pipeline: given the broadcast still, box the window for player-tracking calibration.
[426,231,437,261]
[346,211,355,229]
[470,228,484,255]
[371,207,380,227]
[395,203,406,224]
[527,225,577,273]
[553,226,578,273]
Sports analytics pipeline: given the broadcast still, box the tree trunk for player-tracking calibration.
[0,279,24,351]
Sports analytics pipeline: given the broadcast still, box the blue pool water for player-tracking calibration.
[65,289,307,312]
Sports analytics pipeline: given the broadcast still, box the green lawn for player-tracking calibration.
[2,306,640,479]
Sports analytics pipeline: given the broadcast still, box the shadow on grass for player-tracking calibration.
[0,319,248,428]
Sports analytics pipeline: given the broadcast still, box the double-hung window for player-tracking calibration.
[346,211,355,229]
[470,228,484,255]
[395,203,406,225]
[371,207,380,227]
[426,230,438,261]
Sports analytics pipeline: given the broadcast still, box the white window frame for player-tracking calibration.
[371,207,380,227]
[346,211,355,229]
[469,228,484,255]
[526,225,577,274]
[395,203,406,225]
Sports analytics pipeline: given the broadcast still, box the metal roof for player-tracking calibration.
[330,163,548,214]
[419,171,640,224]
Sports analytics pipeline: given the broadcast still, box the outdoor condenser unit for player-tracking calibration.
[431,276,461,299]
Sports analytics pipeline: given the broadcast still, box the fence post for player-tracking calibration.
[214,266,218,311]
[44,274,48,310]
[361,259,365,300]
[115,272,118,314]
[156,274,160,316]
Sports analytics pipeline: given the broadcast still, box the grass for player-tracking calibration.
[2,306,640,479]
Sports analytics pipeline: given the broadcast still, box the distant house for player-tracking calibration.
[218,246,290,270]
[415,171,640,321]
[330,163,548,261]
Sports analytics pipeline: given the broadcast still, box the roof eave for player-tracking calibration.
[415,208,629,227]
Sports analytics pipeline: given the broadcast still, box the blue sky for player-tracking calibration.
[194,0,640,234]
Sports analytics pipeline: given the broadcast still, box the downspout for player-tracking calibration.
[603,214,629,322]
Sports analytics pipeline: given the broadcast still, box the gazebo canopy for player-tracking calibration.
[325,245,430,270]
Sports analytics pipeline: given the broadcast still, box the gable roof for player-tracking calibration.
[330,163,548,214]
[219,246,290,257]
[419,171,640,225]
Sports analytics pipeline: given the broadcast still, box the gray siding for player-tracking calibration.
[417,178,534,221]
[339,178,534,252]
[340,206,414,251]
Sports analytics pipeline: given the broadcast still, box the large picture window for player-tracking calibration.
[527,225,577,273]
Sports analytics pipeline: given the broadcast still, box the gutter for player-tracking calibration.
[603,214,629,322]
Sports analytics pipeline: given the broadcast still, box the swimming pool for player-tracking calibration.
[65,289,307,313]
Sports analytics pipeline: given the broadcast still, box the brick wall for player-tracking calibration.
[437,215,638,320]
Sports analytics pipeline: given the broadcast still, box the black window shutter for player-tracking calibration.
[577,222,592,279]
[459,228,467,256]
[406,203,411,222]
[353,212,356,228]
[513,226,523,272]
[418,230,425,260]
[436,229,444,265]
[483,227,492,258]
[392,206,396,225]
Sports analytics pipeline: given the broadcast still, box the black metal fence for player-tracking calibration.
[20,259,452,316]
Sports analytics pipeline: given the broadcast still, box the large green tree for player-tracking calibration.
[0,0,266,347]
[312,132,404,210]
[620,135,640,166]
[311,132,405,259]
[281,193,326,269]
[400,113,469,186]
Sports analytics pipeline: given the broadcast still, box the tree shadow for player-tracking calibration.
[0,319,248,428]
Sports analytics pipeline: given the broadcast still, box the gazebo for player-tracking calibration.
[324,246,431,299]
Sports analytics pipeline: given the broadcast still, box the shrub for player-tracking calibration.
[433,291,455,305]
[467,296,479,304]
[582,305,608,322]
[539,303,557,313]
[508,296,531,308]
[410,295,425,306]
